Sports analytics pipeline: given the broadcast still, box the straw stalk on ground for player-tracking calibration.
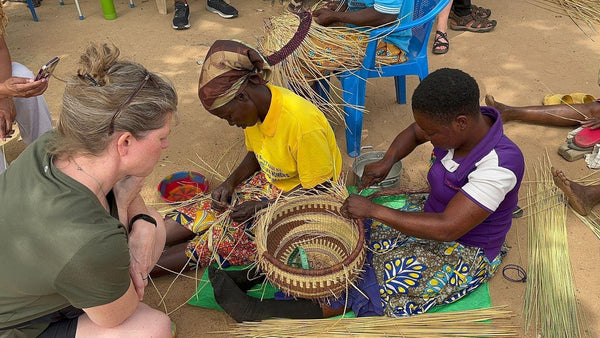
[523,157,586,337]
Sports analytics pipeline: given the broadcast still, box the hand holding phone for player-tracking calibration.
[34,57,60,81]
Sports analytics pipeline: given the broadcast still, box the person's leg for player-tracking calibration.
[164,217,195,246]
[75,302,173,337]
[11,62,53,144]
[552,167,600,216]
[209,266,326,322]
[152,242,190,277]
[451,0,470,17]
[432,0,453,54]
[219,266,266,291]
[485,94,600,127]
[449,0,495,32]
[172,0,190,30]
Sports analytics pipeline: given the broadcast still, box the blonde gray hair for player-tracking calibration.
[47,43,178,156]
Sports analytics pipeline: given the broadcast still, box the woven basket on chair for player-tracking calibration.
[255,195,365,300]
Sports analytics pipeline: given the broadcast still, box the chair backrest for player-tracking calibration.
[407,0,444,57]
[361,0,450,69]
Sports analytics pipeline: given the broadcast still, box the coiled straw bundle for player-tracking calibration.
[255,194,365,299]
[258,5,401,125]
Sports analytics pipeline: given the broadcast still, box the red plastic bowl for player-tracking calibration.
[158,171,209,202]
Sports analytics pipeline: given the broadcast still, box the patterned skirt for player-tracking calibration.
[368,194,506,317]
[166,172,282,268]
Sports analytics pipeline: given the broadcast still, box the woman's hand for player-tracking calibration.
[128,219,156,301]
[211,181,235,212]
[313,8,339,26]
[359,160,392,190]
[0,77,48,98]
[113,176,145,212]
[230,200,269,224]
[581,117,600,130]
[341,194,375,219]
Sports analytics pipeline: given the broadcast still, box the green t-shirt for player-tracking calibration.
[0,132,131,336]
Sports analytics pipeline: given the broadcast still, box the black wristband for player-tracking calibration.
[130,213,157,230]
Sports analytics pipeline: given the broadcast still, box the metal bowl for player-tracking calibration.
[352,148,402,189]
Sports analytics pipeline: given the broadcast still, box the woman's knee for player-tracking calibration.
[148,208,167,242]
[76,304,173,337]
[135,303,173,337]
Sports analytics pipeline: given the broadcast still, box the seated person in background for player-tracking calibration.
[552,167,600,216]
[0,43,178,337]
[485,94,600,129]
[207,68,525,322]
[448,0,496,33]
[311,0,414,66]
[432,1,495,55]
[153,39,342,276]
[0,5,53,173]
[171,0,238,31]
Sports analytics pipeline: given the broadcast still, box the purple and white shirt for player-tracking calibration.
[425,107,525,260]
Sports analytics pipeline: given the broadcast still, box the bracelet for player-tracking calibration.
[130,213,157,231]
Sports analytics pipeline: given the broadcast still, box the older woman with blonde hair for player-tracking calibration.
[0,43,177,337]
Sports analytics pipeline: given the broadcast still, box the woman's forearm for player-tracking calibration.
[225,151,261,187]
[0,37,13,98]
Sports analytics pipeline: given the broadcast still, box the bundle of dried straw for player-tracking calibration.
[217,306,517,337]
[258,3,401,125]
[532,0,600,38]
[523,157,586,337]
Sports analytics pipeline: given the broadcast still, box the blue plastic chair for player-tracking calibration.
[23,0,39,21]
[330,0,451,157]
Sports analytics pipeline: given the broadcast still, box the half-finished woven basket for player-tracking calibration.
[255,195,365,299]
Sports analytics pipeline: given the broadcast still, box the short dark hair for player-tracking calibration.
[411,68,480,124]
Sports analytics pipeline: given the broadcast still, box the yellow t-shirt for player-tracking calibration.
[244,84,342,192]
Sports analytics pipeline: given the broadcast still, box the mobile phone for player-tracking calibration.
[34,57,60,81]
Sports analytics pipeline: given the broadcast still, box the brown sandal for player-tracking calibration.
[449,12,496,32]
[470,5,491,18]
[451,5,491,19]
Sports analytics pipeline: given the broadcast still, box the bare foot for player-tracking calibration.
[485,94,514,123]
[551,167,591,216]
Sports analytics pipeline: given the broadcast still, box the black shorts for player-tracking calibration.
[2,306,82,338]
[37,317,78,338]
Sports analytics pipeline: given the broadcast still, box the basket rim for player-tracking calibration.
[260,218,365,277]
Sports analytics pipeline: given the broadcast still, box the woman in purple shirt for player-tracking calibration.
[343,67,524,317]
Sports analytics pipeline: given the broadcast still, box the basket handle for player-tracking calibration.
[286,247,311,270]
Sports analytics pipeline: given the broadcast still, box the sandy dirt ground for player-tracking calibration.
[2,0,600,336]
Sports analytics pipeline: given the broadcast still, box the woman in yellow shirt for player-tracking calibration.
[154,38,342,275]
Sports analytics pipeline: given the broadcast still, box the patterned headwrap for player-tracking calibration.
[198,40,272,111]
[197,10,312,111]
[0,3,9,36]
